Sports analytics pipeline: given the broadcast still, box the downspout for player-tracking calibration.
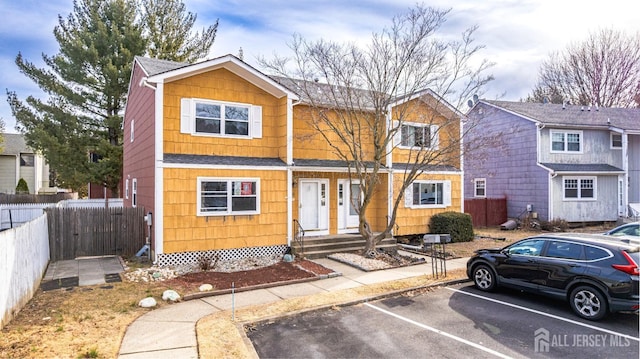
[385,105,394,234]
[139,77,157,91]
[536,122,551,221]
[287,99,302,246]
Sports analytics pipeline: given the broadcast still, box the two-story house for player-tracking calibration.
[123,55,463,266]
[464,100,640,223]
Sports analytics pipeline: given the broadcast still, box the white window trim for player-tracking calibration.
[610,132,622,150]
[125,178,129,199]
[562,176,596,201]
[395,121,439,150]
[474,178,486,198]
[130,119,135,143]
[197,177,261,216]
[550,129,583,154]
[404,180,451,209]
[181,98,262,139]
[132,178,138,207]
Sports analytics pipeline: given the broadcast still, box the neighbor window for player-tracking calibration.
[130,119,135,142]
[551,130,582,153]
[198,178,260,216]
[563,177,595,200]
[132,178,138,207]
[125,179,129,199]
[20,154,34,167]
[474,178,486,197]
[400,123,438,149]
[611,133,622,149]
[181,98,262,138]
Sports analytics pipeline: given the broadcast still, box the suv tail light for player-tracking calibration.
[612,251,640,276]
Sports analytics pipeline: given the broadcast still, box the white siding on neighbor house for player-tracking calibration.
[0,156,17,193]
[549,175,619,222]
[629,135,640,203]
[539,128,623,167]
[0,214,49,329]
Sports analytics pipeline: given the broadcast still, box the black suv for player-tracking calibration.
[466,233,639,320]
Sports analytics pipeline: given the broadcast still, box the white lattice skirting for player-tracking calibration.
[156,244,288,267]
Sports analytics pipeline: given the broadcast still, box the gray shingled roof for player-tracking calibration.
[485,100,640,131]
[0,133,33,155]
[540,163,624,173]
[164,153,286,167]
[135,56,189,76]
[292,158,385,170]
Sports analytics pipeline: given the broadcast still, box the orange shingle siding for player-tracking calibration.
[162,68,288,160]
[162,168,288,253]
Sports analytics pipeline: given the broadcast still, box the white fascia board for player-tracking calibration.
[146,55,299,100]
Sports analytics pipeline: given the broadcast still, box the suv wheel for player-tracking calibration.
[472,264,496,292]
[569,286,608,321]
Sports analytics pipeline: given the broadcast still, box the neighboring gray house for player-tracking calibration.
[0,133,50,194]
[464,100,640,223]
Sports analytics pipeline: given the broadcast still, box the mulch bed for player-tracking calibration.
[164,260,336,295]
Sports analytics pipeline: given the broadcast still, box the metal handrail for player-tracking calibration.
[293,219,305,256]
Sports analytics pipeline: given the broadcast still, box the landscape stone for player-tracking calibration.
[199,284,213,292]
[139,297,157,308]
[162,289,181,302]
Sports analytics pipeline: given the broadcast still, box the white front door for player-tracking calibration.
[337,179,361,233]
[298,179,329,235]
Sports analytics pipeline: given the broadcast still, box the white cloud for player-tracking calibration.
[1,0,639,133]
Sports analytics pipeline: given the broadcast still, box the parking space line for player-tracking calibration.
[446,287,639,342]
[364,303,513,359]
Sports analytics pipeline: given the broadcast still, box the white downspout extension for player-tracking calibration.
[286,98,295,246]
[153,82,164,262]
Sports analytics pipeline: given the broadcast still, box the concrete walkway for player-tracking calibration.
[117,255,470,359]
[42,256,124,290]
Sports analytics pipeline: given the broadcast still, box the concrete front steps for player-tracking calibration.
[291,233,397,259]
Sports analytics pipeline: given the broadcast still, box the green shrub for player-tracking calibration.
[429,211,474,243]
[15,178,30,194]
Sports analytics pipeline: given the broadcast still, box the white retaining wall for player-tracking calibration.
[0,214,49,329]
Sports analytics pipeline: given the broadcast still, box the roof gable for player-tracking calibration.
[140,54,298,100]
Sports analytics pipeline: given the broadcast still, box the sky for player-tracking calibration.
[0,0,639,134]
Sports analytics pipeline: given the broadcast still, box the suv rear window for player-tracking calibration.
[584,245,610,261]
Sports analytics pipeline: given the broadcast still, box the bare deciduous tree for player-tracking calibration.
[260,5,493,256]
[529,29,640,107]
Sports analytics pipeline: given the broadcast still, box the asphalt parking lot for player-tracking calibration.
[247,283,640,358]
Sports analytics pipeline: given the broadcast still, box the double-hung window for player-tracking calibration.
[181,98,262,138]
[563,176,595,200]
[404,180,451,208]
[610,133,622,149]
[398,123,439,149]
[474,178,486,197]
[198,177,260,216]
[551,130,582,153]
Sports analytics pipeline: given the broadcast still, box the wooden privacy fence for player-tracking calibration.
[464,197,507,228]
[45,207,146,261]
